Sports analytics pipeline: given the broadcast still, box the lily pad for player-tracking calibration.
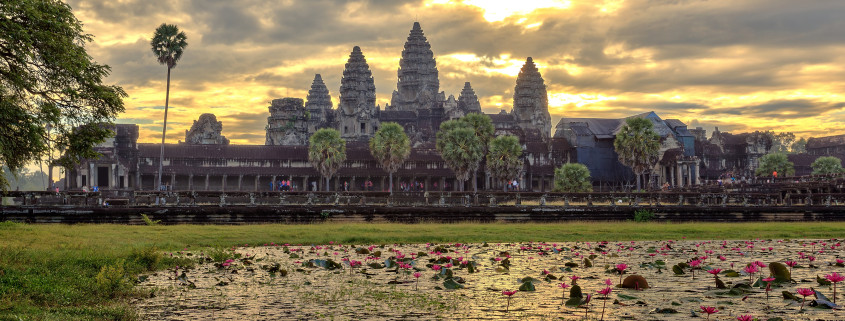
[518,281,536,291]
[621,275,650,289]
[443,278,464,289]
[672,265,685,275]
[768,262,790,282]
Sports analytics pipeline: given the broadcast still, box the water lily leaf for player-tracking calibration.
[355,248,370,254]
[651,308,679,314]
[519,281,536,291]
[782,291,800,301]
[672,265,685,275]
[752,277,765,288]
[766,318,784,321]
[544,274,558,281]
[715,277,727,289]
[811,298,839,309]
[816,275,832,286]
[443,278,464,289]
[466,261,477,274]
[368,263,383,269]
[723,270,740,277]
[501,258,511,269]
[569,284,583,298]
[565,295,583,307]
[812,288,831,302]
[768,262,791,282]
[565,262,579,268]
[520,277,541,284]
[617,294,638,300]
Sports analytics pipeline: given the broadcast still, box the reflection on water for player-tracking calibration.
[135,239,843,320]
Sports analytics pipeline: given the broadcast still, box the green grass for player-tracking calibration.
[2,220,845,320]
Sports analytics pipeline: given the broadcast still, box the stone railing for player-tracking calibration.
[4,190,845,208]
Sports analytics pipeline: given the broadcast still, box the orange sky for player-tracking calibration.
[66,0,845,145]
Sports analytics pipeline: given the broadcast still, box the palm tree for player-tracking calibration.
[554,163,593,192]
[308,128,347,191]
[460,113,494,192]
[487,135,523,192]
[613,117,660,191]
[150,23,187,192]
[436,120,483,192]
[369,122,410,193]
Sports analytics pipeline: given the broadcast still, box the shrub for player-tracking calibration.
[128,247,161,271]
[811,156,844,175]
[553,163,593,192]
[634,210,655,222]
[95,259,131,298]
[140,214,161,226]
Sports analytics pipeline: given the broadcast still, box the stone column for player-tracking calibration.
[222,175,227,191]
[694,161,701,185]
[112,164,118,188]
[89,163,95,187]
[271,175,277,191]
[676,163,683,187]
[238,175,243,191]
[687,164,693,186]
[188,174,194,190]
[254,175,260,192]
[204,174,209,191]
[351,176,356,191]
[170,173,176,190]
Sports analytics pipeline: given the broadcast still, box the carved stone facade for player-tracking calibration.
[183,113,229,145]
[389,22,442,113]
[265,98,309,146]
[304,74,335,135]
[337,46,380,141]
[513,57,552,138]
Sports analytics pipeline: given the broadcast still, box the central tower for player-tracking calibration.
[390,22,442,112]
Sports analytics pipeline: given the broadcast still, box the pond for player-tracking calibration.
[134,239,844,320]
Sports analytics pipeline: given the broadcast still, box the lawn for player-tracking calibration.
[1,221,845,320]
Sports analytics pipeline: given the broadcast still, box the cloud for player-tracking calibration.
[66,0,845,144]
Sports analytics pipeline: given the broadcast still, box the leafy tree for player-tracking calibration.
[811,156,844,175]
[613,117,660,191]
[0,0,126,190]
[369,122,410,193]
[436,120,483,192]
[755,153,795,177]
[554,163,593,193]
[765,131,796,154]
[150,23,188,190]
[791,137,807,154]
[460,113,494,192]
[308,128,347,191]
[487,136,523,192]
[1,167,48,191]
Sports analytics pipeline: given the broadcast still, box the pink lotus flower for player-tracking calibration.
[825,272,844,303]
[597,287,612,296]
[736,315,753,321]
[797,288,814,311]
[700,306,718,320]
[432,264,442,271]
[785,260,797,267]
[708,268,722,276]
[502,290,517,312]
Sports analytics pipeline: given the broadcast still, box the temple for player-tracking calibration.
[64,22,844,193]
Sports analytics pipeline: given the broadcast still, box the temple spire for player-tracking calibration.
[390,21,440,112]
[338,46,378,140]
[513,57,552,138]
[458,82,481,114]
[305,74,332,111]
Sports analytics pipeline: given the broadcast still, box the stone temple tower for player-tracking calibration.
[305,74,334,135]
[513,57,552,138]
[389,22,443,112]
[457,82,482,114]
[337,46,379,141]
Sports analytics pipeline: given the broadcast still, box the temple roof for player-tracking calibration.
[807,134,845,149]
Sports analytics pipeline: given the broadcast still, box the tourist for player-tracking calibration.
[343,181,349,191]
[269,181,274,191]
[311,181,317,191]
[512,179,518,191]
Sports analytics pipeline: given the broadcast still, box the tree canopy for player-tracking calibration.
[308,128,346,191]
[487,135,523,191]
[811,156,844,175]
[755,153,795,177]
[459,113,494,192]
[0,0,126,190]
[369,122,410,193]
[554,163,593,193]
[613,117,660,190]
[436,119,483,191]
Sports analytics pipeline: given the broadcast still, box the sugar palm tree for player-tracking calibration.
[369,122,410,193]
[150,23,187,191]
[309,128,347,191]
[613,117,660,191]
[487,135,523,192]
[460,113,494,192]
[436,120,483,192]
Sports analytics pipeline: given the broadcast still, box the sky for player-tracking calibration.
[66,0,845,145]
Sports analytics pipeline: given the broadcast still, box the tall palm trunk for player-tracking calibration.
[156,66,171,192]
[325,176,330,192]
[635,172,641,192]
[473,171,478,193]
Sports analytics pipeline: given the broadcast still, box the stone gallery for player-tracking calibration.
[63,22,845,193]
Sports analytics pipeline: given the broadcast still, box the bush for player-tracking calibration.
[634,210,655,222]
[128,247,161,271]
[140,213,161,226]
[553,163,593,192]
[95,259,131,298]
